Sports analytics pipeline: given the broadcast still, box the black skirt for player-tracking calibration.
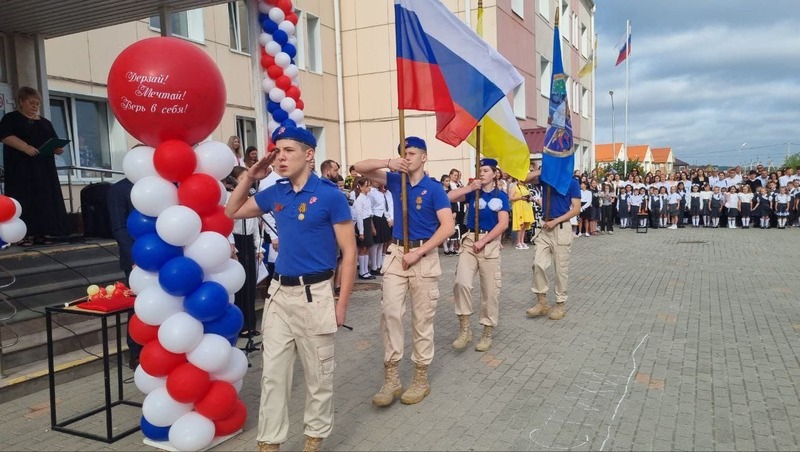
[372,215,392,244]
[233,233,257,332]
[357,217,374,248]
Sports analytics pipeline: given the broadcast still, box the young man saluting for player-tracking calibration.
[354,137,454,406]
[226,126,356,452]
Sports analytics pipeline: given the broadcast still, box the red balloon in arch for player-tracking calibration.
[194,381,238,421]
[267,65,283,80]
[178,173,222,216]
[277,0,294,14]
[107,37,226,146]
[166,362,212,403]
[0,196,16,222]
[260,53,274,69]
[285,86,301,101]
[201,205,234,237]
[213,399,247,436]
[128,314,159,346]
[295,99,304,111]
[139,340,186,377]
[285,12,299,26]
[153,139,197,182]
[276,76,292,91]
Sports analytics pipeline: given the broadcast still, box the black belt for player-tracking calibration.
[467,228,490,234]
[392,239,426,248]
[273,270,334,286]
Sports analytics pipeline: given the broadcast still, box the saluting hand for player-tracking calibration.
[387,157,410,174]
[248,152,278,180]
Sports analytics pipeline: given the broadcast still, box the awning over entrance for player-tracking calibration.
[0,0,229,39]
[522,127,547,156]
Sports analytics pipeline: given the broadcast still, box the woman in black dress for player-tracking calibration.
[0,87,68,246]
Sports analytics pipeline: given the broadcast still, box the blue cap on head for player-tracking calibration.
[397,136,427,154]
[272,125,317,148]
[480,158,498,168]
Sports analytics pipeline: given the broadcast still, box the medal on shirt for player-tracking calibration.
[415,196,422,210]
[298,202,307,221]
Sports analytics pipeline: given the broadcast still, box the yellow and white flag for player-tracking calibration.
[467,98,530,181]
[578,35,597,78]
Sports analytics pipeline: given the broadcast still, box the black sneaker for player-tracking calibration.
[358,273,376,280]
[370,269,382,276]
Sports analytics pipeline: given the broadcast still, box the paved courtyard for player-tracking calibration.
[1,227,799,451]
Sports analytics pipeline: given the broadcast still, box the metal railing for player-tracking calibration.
[56,165,124,213]
[0,263,20,378]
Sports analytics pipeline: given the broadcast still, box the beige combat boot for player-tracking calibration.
[258,442,280,452]
[549,303,565,320]
[474,326,493,352]
[526,293,551,317]
[452,315,473,349]
[302,436,323,452]
[372,360,403,407]
[400,364,430,405]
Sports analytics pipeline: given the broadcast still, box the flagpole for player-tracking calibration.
[624,19,630,176]
[399,109,409,253]
[474,0,484,242]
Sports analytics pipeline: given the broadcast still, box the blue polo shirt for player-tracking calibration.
[254,173,351,277]
[540,179,581,220]
[464,189,510,232]
[385,171,451,240]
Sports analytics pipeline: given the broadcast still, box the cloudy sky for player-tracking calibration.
[592,0,800,167]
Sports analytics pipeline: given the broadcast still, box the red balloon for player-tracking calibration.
[201,205,234,237]
[285,86,301,101]
[178,173,222,216]
[275,76,292,91]
[0,195,15,222]
[153,139,197,182]
[128,314,159,345]
[266,65,283,80]
[107,37,226,147]
[213,399,247,436]
[139,340,186,377]
[260,53,274,69]
[166,363,211,403]
[277,0,293,14]
[285,12,299,26]
[295,99,304,111]
[195,381,238,421]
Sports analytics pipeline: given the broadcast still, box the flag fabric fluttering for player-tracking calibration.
[540,10,575,196]
[466,99,530,181]
[577,35,596,78]
[615,32,631,66]
[394,0,524,146]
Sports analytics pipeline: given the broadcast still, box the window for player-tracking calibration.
[306,125,325,167]
[580,23,589,57]
[235,116,257,151]
[511,0,524,18]
[560,0,570,42]
[228,1,250,54]
[540,57,551,97]
[513,81,526,119]
[50,95,113,179]
[149,9,205,42]
[294,7,306,70]
[538,0,550,21]
[570,80,579,114]
[572,13,579,46]
[581,87,589,118]
[306,13,322,73]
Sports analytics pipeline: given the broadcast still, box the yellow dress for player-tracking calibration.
[511,183,535,231]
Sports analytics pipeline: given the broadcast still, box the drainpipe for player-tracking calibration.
[333,0,347,169]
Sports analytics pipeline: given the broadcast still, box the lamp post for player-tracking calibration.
[739,142,747,168]
[609,90,618,174]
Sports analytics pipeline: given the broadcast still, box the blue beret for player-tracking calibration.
[397,136,427,154]
[480,158,498,168]
[272,125,317,148]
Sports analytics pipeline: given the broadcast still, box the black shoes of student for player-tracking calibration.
[370,269,382,276]
[359,273,376,280]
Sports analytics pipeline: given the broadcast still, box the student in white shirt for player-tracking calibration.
[353,177,375,280]
[700,184,713,227]
[724,186,740,228]
[368,185,390,275]
[667,186,682,229]
[738,185,754,228]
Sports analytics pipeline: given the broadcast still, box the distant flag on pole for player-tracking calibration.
[394,0,524,146]
[540,10,575,196]
[578,35,597,78]
[615,32,631,66]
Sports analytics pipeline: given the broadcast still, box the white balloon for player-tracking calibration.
[195,141,237,180]
[257,2,273,14]
[131,176,178,217]
[289,109,305,123]
[187,334,232,373]
[232,379,244,393]
[268,119,280,133]
[184,232,231,271]
[134,285,184,326]
[169,412,215,451]
[205,259,246,294]
[129,266,159,295]
[156,206,202,247]
[158,312,205,354]
[211,348,249,383]
[279,97,296,113]
[291,77,300,87]
[278,20,295,35]
[265,41,282,56]
[134,365,166,394]
[258,32,272,47]
[142,387,193,427]
[261,76,276,93]
[274,52,291,69]
[122,146,156,183]
[268,87,286,103]
[11,198,22,219]
[284,64,299,79]
[268,7,285,23]
[0,218,27,244]
[218,181,228,206]
[288,35,298,47]
[228,294,235,304]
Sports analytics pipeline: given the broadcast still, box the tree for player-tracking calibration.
[596,158,643,180]
[782,152,800,169]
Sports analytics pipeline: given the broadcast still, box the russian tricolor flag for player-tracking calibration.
[395,0,523,147]
[615,33,631,66]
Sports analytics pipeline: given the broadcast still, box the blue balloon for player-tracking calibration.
[127,210,157,239]
[272,108,289,123]
[131,233,182,272]
[280,119,297,128]
[141,416,170,441]
[261,18,278,34]
[158,256,204,297]
[258,12,268,23]
[267,100,281,114]
[204,304,244,338]
[0,239,6,247]
[272,29,289,46]
[185,281,229,323]
[226,334,239,346]
[282,43,297,59]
